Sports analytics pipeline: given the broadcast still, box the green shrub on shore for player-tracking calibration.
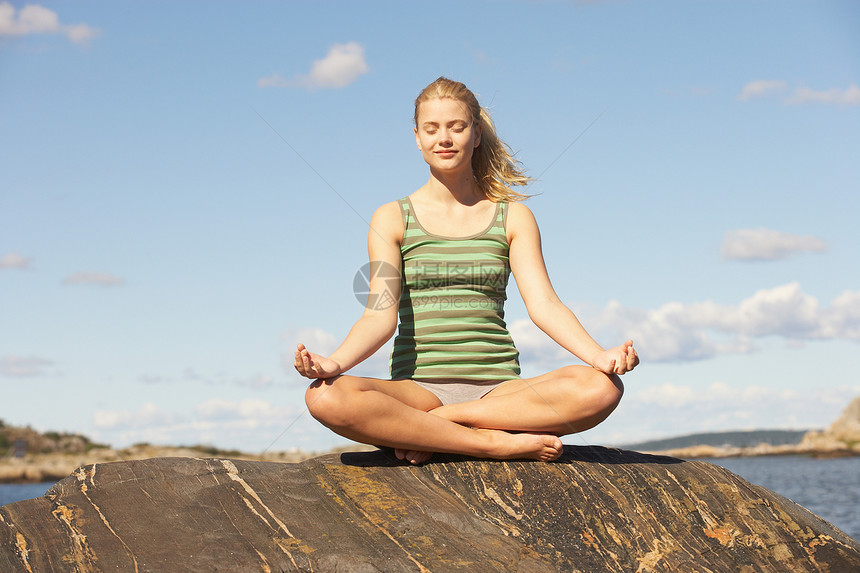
[185,445,244,458]
[0,420,109,456]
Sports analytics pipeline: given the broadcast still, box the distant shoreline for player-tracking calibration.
[616,429,813,452]
[2,438,857,485]
[632,443,858,461]
[0,443,376,485]
[615,426,860,460]
[5,413,860,485]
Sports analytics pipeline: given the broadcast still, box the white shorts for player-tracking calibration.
[412,379,508,405]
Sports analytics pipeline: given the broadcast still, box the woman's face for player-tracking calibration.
[414,97,481,174]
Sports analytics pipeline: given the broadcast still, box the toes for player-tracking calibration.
[393,449,434,464]
[406,450,433,465]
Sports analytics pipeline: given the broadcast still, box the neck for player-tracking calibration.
[423,169,484,206]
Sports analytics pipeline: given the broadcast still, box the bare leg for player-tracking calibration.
[305,375,563,464]
[431,365,624,436]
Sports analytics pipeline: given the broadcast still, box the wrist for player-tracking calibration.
[327,356,346,375]
[586,347,605,368]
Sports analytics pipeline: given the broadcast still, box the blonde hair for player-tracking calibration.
[414,77,532,202]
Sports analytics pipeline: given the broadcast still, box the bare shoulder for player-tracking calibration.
[372,200,403,222]
[507,200,536,220]
[369,200,405,244]
[506,200,540,242]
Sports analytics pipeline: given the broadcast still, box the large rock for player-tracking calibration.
[1,446,858,572]
[802,396,860,454]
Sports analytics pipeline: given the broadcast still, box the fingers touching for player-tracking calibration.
[612,340,639,375]
[294,343,317,378]
[623,340,639,373]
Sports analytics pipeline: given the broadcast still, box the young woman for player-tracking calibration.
[295,77,638,464]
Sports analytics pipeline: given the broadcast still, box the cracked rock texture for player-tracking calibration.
[1,446,859,572]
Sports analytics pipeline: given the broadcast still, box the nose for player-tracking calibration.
[438,129,453,146]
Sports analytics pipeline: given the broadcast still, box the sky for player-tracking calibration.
[1,0,859,454]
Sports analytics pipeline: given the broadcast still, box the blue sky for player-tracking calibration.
[2,0,859,453]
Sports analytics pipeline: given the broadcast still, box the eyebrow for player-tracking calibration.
[421,119,469,127]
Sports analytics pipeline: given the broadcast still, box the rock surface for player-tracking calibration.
[1,446,859,572]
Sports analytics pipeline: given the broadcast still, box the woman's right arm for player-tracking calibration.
[294,201,403,379]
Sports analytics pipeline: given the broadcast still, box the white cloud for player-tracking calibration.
[62,271,125,287]
[0,2,57,35]
[347,342,394,378]
[586,299,756,363]
[626,283,860,359]
[633,381,786,410]
[0,252,32,270]
[280,326,393,380]
[515,283,860,366]
[63,22,97,44]
[723,228,828,261]
[734,283,822,338]
[234,374,274,390]
[0,355,53,377]
[282,327,339,372]
[510,319,569,363]
[257,72,289,88]
[195,397,290,422]
[93,402,182,430]
[137,368,276,390]
[0,2,99,45]
[738,79,860,107]
[721,228,827,261]
[786,84,860,106]
[821,290,860,340]
[690,85,716,97]
[258,42,369,90]
[737,80,787,101]
[93,399,293,431]
[90,397,327,452]
[284,327,339,354]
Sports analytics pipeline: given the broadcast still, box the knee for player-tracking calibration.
[591,369,624,412]
[562,366,623,412]
[305,377,355,428]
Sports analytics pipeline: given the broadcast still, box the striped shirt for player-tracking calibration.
[389,197,521,382]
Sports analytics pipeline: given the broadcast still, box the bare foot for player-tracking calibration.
[477,429,563,462]
[395,448,434,465]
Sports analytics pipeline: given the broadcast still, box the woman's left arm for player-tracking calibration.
[507,202,639,375]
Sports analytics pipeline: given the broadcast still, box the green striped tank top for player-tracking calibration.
[389,197,521,382]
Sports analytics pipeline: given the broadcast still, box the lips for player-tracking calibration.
[435,150,457,157]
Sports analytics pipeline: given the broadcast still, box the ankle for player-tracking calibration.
[474,428,508,457]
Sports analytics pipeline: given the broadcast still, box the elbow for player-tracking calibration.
[380,310,398,338]
[384,321,397,340]
[525,301,554,331]
[527,312,549,334]
[367,311,398,340]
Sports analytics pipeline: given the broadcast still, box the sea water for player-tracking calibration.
[1,456,858,541]
[707,455,860,542]
[0,481,55,507]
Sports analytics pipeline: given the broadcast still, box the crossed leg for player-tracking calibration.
[304,365,622,465]
[394,365,624,464]
[434,365,624,434]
